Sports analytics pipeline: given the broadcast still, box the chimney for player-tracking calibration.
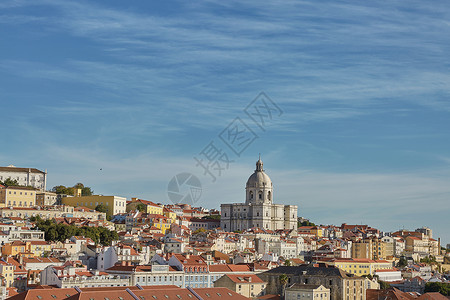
[121,261,126,266]
[186,254,190,259]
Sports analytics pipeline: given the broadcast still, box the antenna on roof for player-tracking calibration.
[126,288,140,300]
[187,286,202,300]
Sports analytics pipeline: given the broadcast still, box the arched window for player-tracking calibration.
[258,192,262,200]
[250,191,253,199]
[268,191,271,200]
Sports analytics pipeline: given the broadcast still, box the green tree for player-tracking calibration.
[52,183,93,196]
[378,280,391,290]
[52,185,72,195]
[396,257,408,268]
[420,256,436,264]
[95,204,108,213]
[136,203,147,212]
[298,220,316,227]
[33,217,117,246]
[424,282,450,296]
[74,183,94,196]
[279,274,289,299]
[47,227,58,241]
[202,215,221,220]
[0,178,20,187]
[284,259,291,266]
[193,228,207,234]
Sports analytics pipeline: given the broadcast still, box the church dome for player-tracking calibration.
[246,158,272,188]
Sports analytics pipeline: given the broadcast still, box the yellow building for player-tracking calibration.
[1,240,51,257]
[163,207,177,221]
[62,195,126,216]
[151,216,173,234]
[325,258,392,276]
[26,241,52,257]
[405,235,439,256]
[0,186,37,208]
[36,191,58,206]
[2,241,27,256]
[214,274,267,298]
[0,260,14,287]
[351,239,372,259]
[286,284,330,300]
[126,198,163,215]
[0,185,4,207]
[297,226,323,237]
[372,238,387,260]
[352,238,387,260]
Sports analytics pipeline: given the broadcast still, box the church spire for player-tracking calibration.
[256,155,263,172]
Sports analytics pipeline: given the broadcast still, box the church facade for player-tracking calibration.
[220,158,298,232]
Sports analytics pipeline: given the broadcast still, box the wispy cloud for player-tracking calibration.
[1,0,450,244]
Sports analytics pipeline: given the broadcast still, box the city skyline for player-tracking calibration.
[1,0,449,244]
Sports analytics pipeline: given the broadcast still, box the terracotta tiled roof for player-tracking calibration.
[228,265,252,272]
[224,274,265,284]
[9,286,249,300]
[22,257,61,264]
[0,166,45,173]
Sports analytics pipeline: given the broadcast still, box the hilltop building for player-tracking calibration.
[0,165,47,191]
[221,158,298,232]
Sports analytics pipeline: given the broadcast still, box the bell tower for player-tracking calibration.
[245,156,273,205]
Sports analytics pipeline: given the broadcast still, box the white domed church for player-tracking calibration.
[220,157,298,231]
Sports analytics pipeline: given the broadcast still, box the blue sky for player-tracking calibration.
[1,0,449,244]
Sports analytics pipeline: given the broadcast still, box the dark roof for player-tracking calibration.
[0,166,45,174]
[5,186,38,191]
[260,264,360,279]
[288,283,324,290]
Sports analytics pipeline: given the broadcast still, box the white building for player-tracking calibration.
[8,228,45,241]
[268,240,298,259]
[374,269,403,282]
[36,191,58,206]
[0,165,47,191]
[221,158,298,232]
[40,265,128,288]
[285,284,330,300]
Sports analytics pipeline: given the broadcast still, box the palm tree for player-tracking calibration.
[279,274,289,299]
